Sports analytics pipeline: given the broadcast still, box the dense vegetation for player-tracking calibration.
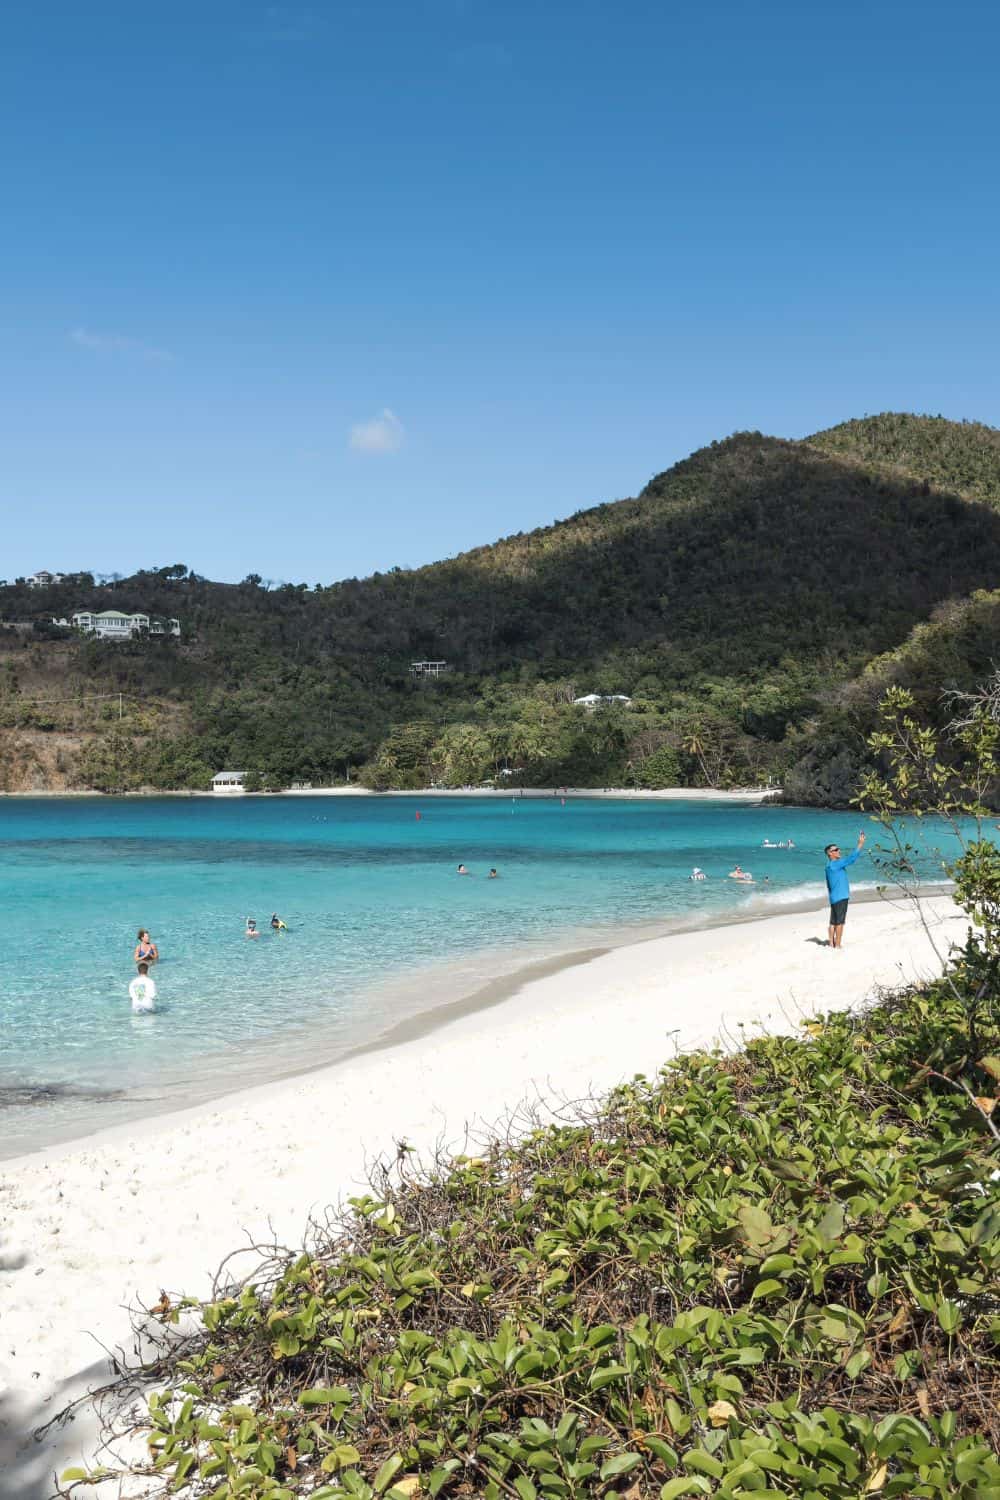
[62,973,1000,1499]
[5,413,1000,800]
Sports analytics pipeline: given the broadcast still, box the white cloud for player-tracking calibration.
[349,408,404,454]
[70,327,173,363]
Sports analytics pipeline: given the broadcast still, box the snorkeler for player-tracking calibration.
[270,913,287,931]
[245,917,260,938]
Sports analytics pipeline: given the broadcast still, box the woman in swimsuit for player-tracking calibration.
[133,929,159,967]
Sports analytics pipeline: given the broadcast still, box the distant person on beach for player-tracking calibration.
[133,929,158,967]
[824,832,866,948]
[270,913,287,931]
[245,917,260,938]
[129,962,157,1013]
[457,864,470,875]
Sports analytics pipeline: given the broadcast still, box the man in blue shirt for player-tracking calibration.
[824,831,866,948]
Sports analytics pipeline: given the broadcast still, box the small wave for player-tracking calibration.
[745,879,885,909]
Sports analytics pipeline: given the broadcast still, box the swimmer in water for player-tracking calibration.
[133,929,159,968]
[270,913,287,931]
[129,962,157,1013]
[245,917,260,938]
[457,864,470,875]
[488,868,498,879]
[690,867,707,881]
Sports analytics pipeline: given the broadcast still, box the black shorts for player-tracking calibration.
[829,899,849,926]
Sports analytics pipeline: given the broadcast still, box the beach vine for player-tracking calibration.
[53,973,1000,1500]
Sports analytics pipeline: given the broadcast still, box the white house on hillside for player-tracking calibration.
[212,771,246,794]
[28,571,65,589]
[71,611,180,640]
[573,693,633,710]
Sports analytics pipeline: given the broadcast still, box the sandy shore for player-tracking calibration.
[280,787,773,800]
[0,786,772,801]
[0,893,962,1495]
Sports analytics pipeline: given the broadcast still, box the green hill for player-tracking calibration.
[3,413,1000,797]
[806,411,1000,508]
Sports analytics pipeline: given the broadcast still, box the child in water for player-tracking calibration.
[129,962,157,1013]
[245,917,260,938]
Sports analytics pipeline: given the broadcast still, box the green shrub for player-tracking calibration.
[75,978,1000,1499]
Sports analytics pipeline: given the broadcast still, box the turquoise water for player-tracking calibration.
[0,795,963,1157]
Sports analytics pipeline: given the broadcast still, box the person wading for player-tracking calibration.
[824,831,866,948]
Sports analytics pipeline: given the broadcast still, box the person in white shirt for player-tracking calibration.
[129,962,157,1013]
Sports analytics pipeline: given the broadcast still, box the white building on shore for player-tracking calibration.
[27,571,66,589]
[212,771,247,794]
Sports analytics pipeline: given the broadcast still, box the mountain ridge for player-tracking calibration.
[2,411,999,799]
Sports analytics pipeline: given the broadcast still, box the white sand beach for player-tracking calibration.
[0,893,964,1496]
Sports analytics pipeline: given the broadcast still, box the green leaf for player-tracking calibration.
[588,1362,629,1390]
[936,1299,962,1334]
[816,1201,846,1243]
[645,1435,679,1465]
[375,1455,404,1493]
[750,1278,785,1302]
[759,1252,796,1274]
[300,1386,353,1407]
[737,1203,775,1247]
[977,1055,1000,1081]
[60,1471,89,1485]
[682,1450,724,1478]
[578,1436,612,1459]
[322,1444,362,1472]
[600,1453,642,1480]
[513,1478,537,1500]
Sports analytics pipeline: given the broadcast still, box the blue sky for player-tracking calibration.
[3,0,998,585]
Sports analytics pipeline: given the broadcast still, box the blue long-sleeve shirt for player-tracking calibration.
[825,846,863,903]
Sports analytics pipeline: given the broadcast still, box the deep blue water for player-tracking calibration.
[0,794,962,1155]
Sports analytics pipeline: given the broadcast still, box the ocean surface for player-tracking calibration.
[0,794,965,1157]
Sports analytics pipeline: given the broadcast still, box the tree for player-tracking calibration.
[858,679,1000,1123]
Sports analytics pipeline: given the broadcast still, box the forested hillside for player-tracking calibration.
[3,413,1000,800]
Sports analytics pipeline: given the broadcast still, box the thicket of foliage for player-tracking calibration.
[6,414,1000,798]
[784,590,1000,808]
[64,979,1000,1499]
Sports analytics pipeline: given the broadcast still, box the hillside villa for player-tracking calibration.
[573,693,633,709]
[69,610,181,640]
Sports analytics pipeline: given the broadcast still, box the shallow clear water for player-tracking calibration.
[0,795,963,1156]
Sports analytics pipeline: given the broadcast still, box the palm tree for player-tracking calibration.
[682,728,713,786]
